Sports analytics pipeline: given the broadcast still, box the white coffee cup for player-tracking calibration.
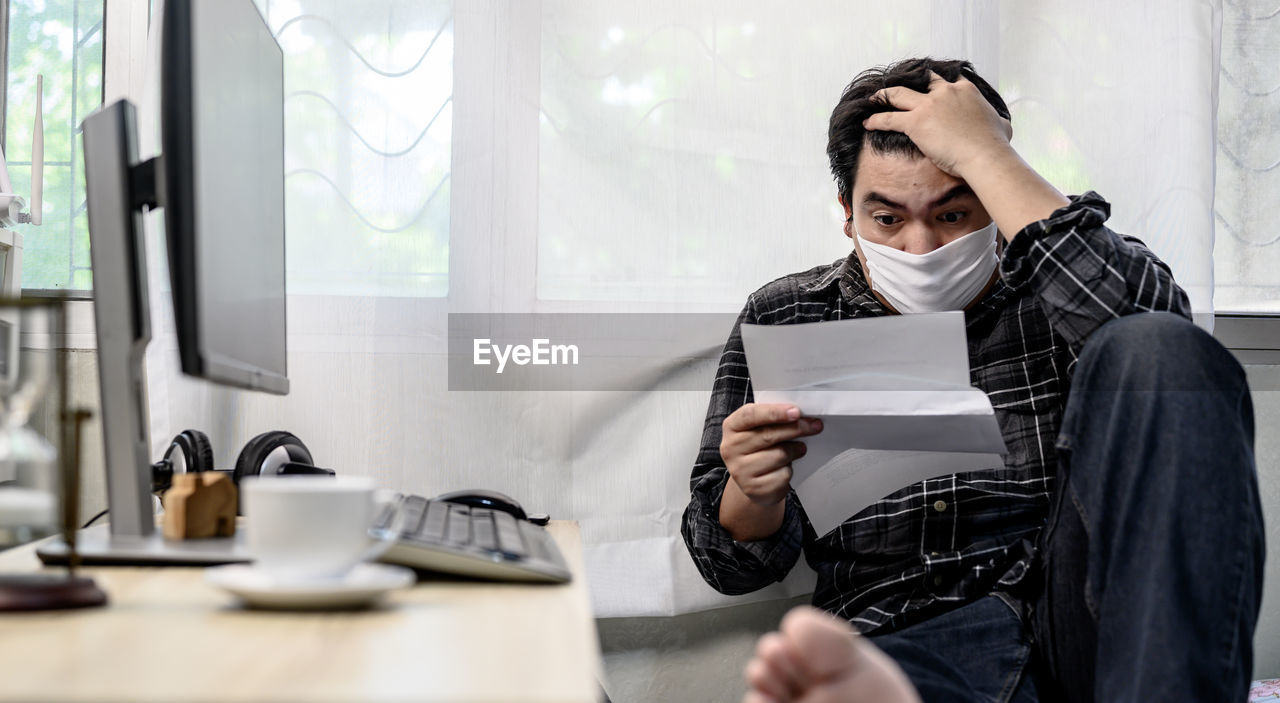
[241,475,397,583]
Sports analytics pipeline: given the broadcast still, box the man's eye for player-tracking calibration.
[873,215,899,226]
[939,211,966,224]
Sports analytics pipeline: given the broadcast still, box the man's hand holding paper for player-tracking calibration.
[739,311,1007,536]
[718,403,823,542]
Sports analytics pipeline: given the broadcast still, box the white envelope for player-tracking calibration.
[740,312,1008,536]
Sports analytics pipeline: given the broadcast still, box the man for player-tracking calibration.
[681,57,1265,701]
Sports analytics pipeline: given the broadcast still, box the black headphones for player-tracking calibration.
[152,430,336,511]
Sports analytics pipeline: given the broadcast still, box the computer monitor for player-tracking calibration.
[162,0,288,395]
[37,0,285,564]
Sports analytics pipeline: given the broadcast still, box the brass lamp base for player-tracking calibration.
[0,573,108,611]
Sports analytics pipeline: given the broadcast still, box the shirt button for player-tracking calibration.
[933,575,944,586]
[933,500,948,512]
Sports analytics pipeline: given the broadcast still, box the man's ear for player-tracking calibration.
[839,196,853,240]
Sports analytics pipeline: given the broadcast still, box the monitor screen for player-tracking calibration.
[162,0,288,394]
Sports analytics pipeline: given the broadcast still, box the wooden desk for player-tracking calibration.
[0,522,601,702]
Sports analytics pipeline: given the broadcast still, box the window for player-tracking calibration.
[1211,0,1280,360]
[1214,0,1280,314]
[257,0,452,299]
[3,0,104,293]
[535,2,1221,319]
[537,1,902,304]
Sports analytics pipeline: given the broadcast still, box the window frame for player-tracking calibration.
[1,0,115,299]
[0,0,143,346]
[1213,314,1280,365]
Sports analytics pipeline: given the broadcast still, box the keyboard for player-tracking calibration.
[373,494,571,583]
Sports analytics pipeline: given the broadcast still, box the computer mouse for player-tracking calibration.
[434,488,528,521]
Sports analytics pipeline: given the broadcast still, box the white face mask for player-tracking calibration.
[854,220,1000,313]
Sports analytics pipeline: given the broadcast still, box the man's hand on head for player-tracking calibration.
[862,71,1013,181]
[861,70,1069,241]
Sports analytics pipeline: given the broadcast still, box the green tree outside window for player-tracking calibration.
[4,0,104,292]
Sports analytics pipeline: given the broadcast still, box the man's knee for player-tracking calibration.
[1075,312,1244,392]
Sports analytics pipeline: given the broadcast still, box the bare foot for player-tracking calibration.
[742,606,921,703]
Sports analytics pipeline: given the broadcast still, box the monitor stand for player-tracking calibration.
[36,524,250,566]
[44,100,247,566]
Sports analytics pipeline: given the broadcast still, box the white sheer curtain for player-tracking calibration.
[1215,0,1280,312]
[141,0,1221,618]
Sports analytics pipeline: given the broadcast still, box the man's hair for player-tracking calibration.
[826,57,1010,208]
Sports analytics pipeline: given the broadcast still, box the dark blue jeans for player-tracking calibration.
[870,313,1266,702]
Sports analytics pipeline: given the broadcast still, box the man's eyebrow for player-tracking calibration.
[860,185,976,211]
[928,184,977,210]
[861,191,904,210]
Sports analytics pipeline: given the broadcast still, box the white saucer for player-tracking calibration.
[205,562,415,610]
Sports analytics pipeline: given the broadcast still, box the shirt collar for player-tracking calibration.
[797,251,881,309]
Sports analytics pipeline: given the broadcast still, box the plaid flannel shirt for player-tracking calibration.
[681,192,1192,633]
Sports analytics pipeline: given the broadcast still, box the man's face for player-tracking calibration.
[843,145,995,290]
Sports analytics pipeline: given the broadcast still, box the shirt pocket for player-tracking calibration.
[976,348,1064,416]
